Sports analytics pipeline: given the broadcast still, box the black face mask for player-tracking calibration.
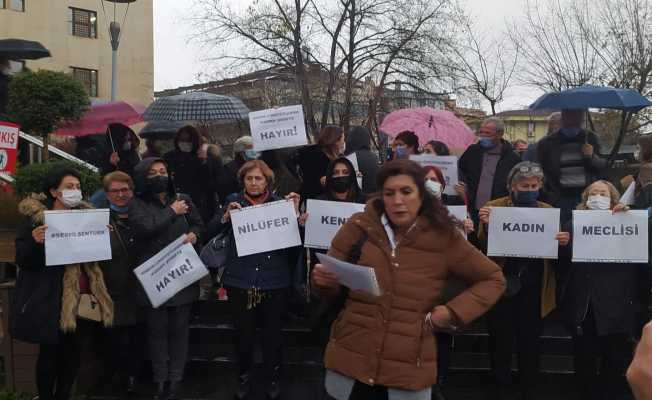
[331,176,351,194]
[146,175,169,194]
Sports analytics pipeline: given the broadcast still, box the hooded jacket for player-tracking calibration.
[345,126,380,194]
[11,195,114,344]
[128,157,205,307]
[163,126,205,210]
[317,199,505,390]
[290,144,332,201]
[101,123,142,176]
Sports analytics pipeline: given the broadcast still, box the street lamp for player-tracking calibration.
[99,0,137,101]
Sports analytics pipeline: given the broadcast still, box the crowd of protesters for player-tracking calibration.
[9,111,652,400]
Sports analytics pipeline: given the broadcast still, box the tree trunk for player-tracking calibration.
[609,111,633,161]
[342,0,356,132]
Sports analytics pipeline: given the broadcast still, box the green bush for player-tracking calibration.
[14,160,101,199]
[0,391,31,400]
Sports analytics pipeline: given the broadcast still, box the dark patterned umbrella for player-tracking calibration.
[143,92,250,122]
[139,120,188,139]
[0,39,51,60]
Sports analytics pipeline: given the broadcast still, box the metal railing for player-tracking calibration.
[18,131,99,173]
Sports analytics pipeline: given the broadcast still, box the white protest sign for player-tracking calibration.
[409,155,459,196]
[345,153,364,189]
[44,209,111,266]
[619,181,636,206]
[447,205,469,239]
[231,199,302,257]
[572,210,648,263]
[250,105,309,151]
[305,199,366,249]
[133,235,209,308]
[487,207,560,259]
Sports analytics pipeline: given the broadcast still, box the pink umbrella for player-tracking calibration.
[53,101,146,136]
[379,107,476,149]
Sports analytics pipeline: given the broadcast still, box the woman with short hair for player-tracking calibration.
[216,160,301,400]
[12,166,114,400]
[391,131,420,159]
[312,159,506,400]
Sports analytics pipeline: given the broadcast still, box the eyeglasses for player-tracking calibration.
[106,188,133,194]
[517,165,542,174]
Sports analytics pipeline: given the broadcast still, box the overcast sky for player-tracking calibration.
[152,0,541,113]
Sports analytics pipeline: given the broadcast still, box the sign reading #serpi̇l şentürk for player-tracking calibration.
[250,105,308,151]
[44,209,111,266]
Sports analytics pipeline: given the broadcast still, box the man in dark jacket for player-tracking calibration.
[458,117,521,240]
[222,136,259,201]
[128,157,205,399]
[345,126,380,193]
[164,125,205,213]
[537,109,606,222]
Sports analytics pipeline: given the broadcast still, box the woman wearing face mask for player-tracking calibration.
[290,125,347,202]
[129,158,205,400]
[215,160,301,400]
[557,180,637,400]
[163,125,206,217]
[101,123,142,177]
[12,167,114,400]
[478,161,569,400]
[312,159,505,400]
[390,130,420,160]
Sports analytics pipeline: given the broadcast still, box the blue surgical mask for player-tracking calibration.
[244,149,260,160]
[110,203,129,214]
[513,190,539,207]
[478,138,496,149]
[560,127,582,137]
[395,147,409,159]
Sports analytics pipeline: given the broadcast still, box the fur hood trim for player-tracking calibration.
[18,194,94,225]
[60,263,114,332]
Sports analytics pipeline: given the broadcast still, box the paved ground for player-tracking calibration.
[89,365,580,400]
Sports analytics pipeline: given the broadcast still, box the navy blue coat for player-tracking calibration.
[219,192,297,290]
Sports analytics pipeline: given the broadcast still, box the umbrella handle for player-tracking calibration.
[107,126,116,153]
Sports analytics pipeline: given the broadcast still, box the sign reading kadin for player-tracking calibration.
[487,207,560,259]
[0,121,19,174]
[250,105,309,151]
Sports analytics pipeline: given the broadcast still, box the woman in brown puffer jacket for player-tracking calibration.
[312,159,506,400]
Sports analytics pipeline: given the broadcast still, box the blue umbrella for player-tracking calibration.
[529,85,652,111]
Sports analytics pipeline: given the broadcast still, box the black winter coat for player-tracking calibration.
[458,140,521,211]
[129,158,206,307]
[557,222,639,336]
[100,212,140,326]
[164,128,205,210]
[12,216,64,344]
[290,145,332,201]
[345,126,380,194]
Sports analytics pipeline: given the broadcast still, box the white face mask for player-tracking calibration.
[425,180,442,199]
[586,195,611,210]
[178,142,193,153]
[60,189,83,208]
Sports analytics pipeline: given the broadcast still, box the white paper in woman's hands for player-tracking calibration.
[316,253,381,296]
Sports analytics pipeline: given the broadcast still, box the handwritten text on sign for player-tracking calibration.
[572,210,648,263]
[44,209,111,266]
[250,105,308,151]
[305,199,366,249]
[409,155,459,196]
[487,207,560,259]
[231,199,302,256]
[134,235,209,308]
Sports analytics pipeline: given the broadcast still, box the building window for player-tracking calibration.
[10,0,24,11]
[0,1,5,9]
[70,7,97,38]
[72,67,98,97]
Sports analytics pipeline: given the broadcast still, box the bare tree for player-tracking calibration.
[450,16,519,115]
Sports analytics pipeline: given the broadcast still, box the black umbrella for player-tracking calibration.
[0,39,51,60]
[143,92,250,123]
[139,120,188,140]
